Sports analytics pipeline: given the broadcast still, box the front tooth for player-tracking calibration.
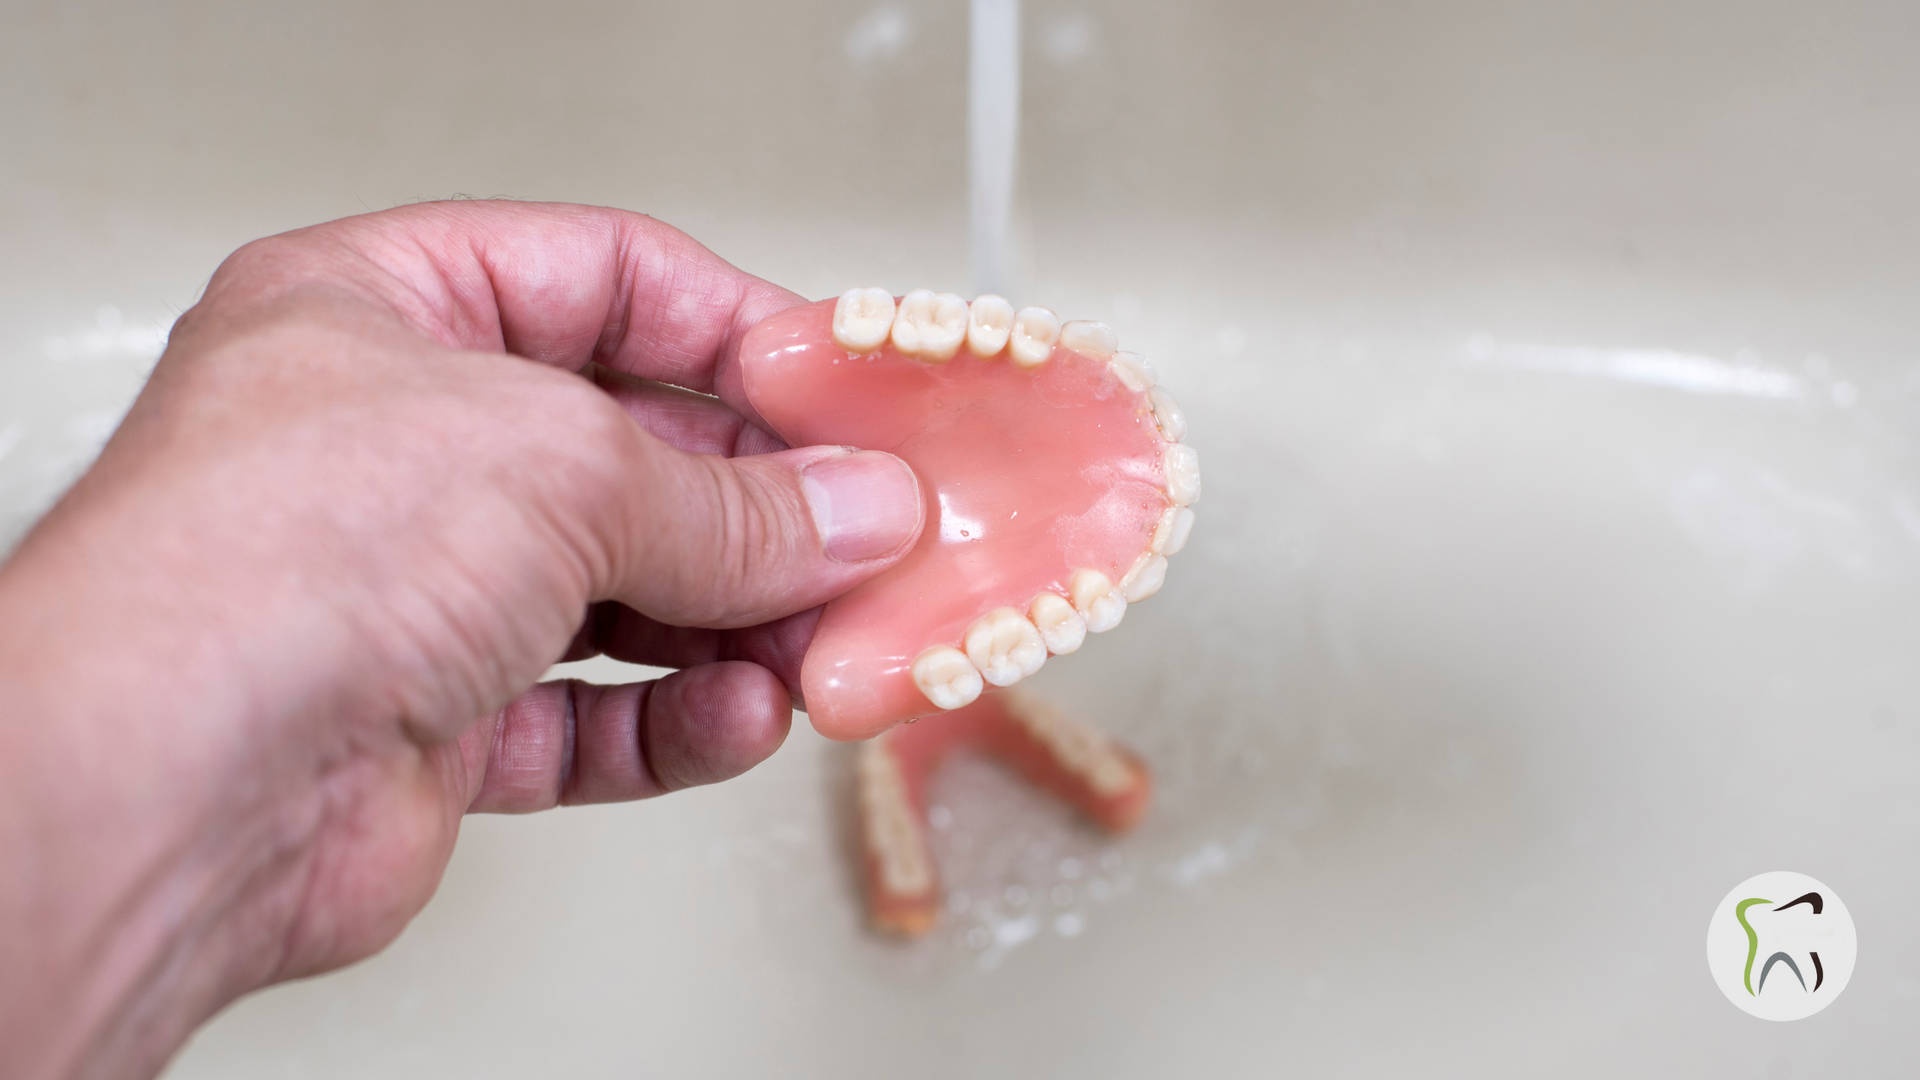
[1164,443,1202,506]
[1058,320,1118,359]
[1108,351,1158,392]
[1148,386,1187,442]
[963,607,1048,687]
[966,294,1014,357]
[891,289,968,361]
[1068,568,1128,633]
[1008,306,1060,367]
[832,287,896,353]
[1027,592,1087,655]
[1119,552,1169,602]
[1151,505,1196,556]
[911,645,983,710]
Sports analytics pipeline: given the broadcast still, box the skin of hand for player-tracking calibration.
[0,202,925,1080]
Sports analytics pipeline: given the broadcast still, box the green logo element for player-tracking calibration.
[1736,897,1770,995]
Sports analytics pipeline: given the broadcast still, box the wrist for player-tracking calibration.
[0,535,287,1078]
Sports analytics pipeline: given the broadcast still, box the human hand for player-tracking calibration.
[0,202,924,1079]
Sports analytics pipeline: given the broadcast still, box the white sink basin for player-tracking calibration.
[4,1,1917,1075]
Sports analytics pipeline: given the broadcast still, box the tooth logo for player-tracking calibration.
[1706,871,1857,1021]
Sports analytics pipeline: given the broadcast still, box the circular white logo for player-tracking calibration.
[1706,871,1856,1021]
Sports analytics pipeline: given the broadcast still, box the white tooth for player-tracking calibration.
[911,645,983,710]
[832,287,896,353]
[1108,351,1158,392]
[890,289,968,361]
[1148,386,1187,442]
[963,607,1047,687]
[1058,320,1118,359]
[1069,568,1128,633]
[1151,505,1195,556]
[1008,306,1060,367]
[1119,552,1169,602]
[1164,443,1202,507]
[1027,592,1087,655]
[966,294,1014,357]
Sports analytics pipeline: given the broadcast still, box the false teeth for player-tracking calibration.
[1009,306,1061,367]
[1164,443,1202,507]
[891,289,969,361]
[1109,351,1158,392]
[911,645,984,710]
[1028,592,1088,655]
[1069,568,1128,633]
[1148,387,1186,442]
[744,289,1201,735]
[832,287,897,353]
[1151,505,1195,556]
[857,740,935,895]
[1004,692,1139,797]
[1118,552,1168,602]
[964,607,1048,687]
[966,294,1015,357]
[1058,320,1118,359]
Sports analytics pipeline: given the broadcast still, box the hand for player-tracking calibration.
[0,202,925,1080]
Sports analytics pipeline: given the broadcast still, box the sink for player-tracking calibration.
[4,1,1917,1075]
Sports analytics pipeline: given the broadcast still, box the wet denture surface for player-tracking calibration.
[855,690,1153,936]
[740,290,1200,739]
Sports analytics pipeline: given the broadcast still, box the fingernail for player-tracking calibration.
[802,451,921,562]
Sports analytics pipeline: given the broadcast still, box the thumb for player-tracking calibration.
[604,437,924,629]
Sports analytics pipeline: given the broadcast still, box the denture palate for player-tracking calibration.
[739,288,1201,740]
[856,689,1153,936]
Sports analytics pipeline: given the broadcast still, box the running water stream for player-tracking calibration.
[968,0,1020,297]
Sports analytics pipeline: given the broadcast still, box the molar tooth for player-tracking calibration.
[966,294,1014,357]
[963,607,1048,687]
[1008,306,1061,367]
[1068,568,1128,633]
[1058,320,1118,359]
[832,287,896,353]
[1148,386,1187,442]
[890,289,969,361]
[1164,443,1202,507]
[1119,552,1169,602]
[1151,505,1196,556]
[1027,592,1087,655]
[911,645,983,710]
[1108,351,1158,392]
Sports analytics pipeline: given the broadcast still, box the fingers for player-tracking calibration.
[561,603,819,705]
[279,202,805,426]
[598,433,923,628]
[590,365,786,458]
[465,662,793,813]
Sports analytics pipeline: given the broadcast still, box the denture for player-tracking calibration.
[855,689,1153,936]
[740,290,1199,740]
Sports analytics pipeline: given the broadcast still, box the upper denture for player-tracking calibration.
[741,290,1198,740]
